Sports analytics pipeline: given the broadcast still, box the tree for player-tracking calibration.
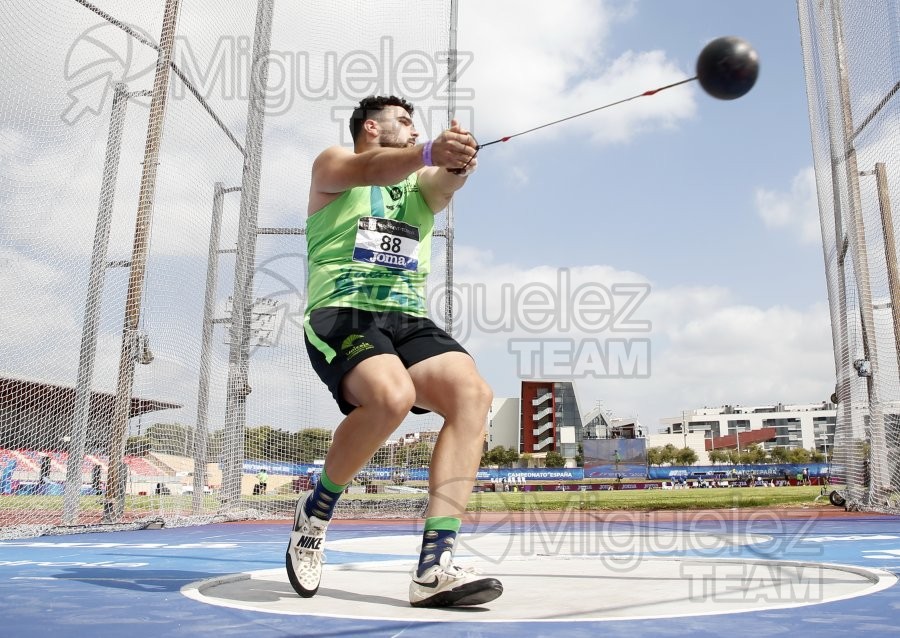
[646,446,663,466]
[788,447,812,464]
[485,446,509,467]
[406,442,433,467]
[744,444,768,464]
[769,446,790,464]
[519,453,533,468]
[298,428,333,463]
[675,447,698,466]
[244,425,275,461]
[708,449,728,464]
[727,448,742,465]
[575,443,584,468]
[659,444,678,466]
[544,451,565,468]
[370,444,392,467]
[145,422,193,455]
[501,446,519,468]
[267,427,294,461]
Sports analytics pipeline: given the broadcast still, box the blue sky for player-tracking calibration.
[448,0,834,428]
[458,0,819,304]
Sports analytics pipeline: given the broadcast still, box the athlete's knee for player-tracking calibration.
[448,376,493,420]
[365,382,417,423]
[472,378,493,413]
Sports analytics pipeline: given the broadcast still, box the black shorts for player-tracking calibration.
[304,307,469,415]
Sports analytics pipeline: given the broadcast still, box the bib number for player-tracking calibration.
[352,217,420,271]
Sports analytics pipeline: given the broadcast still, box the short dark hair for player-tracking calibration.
[349,95,414,142]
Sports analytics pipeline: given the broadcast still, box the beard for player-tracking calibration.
[378,129,414,148]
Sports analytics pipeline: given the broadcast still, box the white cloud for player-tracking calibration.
[456,0,696,147]
[756,166,821,244]
[447,249,835,429]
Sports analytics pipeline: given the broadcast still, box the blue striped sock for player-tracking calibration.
[416,517,461,578]
[303,471,346,521]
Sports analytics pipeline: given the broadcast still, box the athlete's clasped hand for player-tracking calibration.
[429,119,477,174]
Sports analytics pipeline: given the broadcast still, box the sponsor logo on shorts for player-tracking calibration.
[341,333,374,360]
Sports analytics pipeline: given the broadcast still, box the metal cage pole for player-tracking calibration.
[874,163,900,375]
[443,0,460,336]
[192,183,241,513]
[222,0,275,505]
[829,0,890,501]
[105,0,182,521]
[800,0,857,488]
[64,82,129,525]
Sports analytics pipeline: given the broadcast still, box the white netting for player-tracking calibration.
[0,0,455,537]
[797,0,900,512]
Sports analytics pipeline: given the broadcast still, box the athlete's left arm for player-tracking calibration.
[417,121,476,213]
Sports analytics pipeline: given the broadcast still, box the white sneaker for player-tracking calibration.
[285,492,328,597]
[409,551,503,608]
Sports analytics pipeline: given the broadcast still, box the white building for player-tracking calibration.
[486,391,641,468]
[659,402,837,454]
[582,405,643,439]
[486,397,520,451]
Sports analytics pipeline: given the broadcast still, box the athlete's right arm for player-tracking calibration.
[311,130,477,195]
[311,145,426,195]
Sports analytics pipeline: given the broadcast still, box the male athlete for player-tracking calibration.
[286,95,502,608]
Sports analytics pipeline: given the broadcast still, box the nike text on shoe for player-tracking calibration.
[409,551,503,608]
[285,492,328,597]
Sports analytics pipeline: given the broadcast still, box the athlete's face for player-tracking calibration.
[375,106,418,148]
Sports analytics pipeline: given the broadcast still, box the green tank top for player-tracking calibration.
[304,173,434,319]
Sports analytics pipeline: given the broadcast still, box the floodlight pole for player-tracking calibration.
[222,0,275,505]
[64,83,129,525]
[105,0,182,522]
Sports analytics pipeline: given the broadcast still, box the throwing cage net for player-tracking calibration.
[798,0,900,512]
[0,0,458,538]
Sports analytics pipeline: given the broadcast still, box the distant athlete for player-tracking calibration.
[286,95,502,608]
